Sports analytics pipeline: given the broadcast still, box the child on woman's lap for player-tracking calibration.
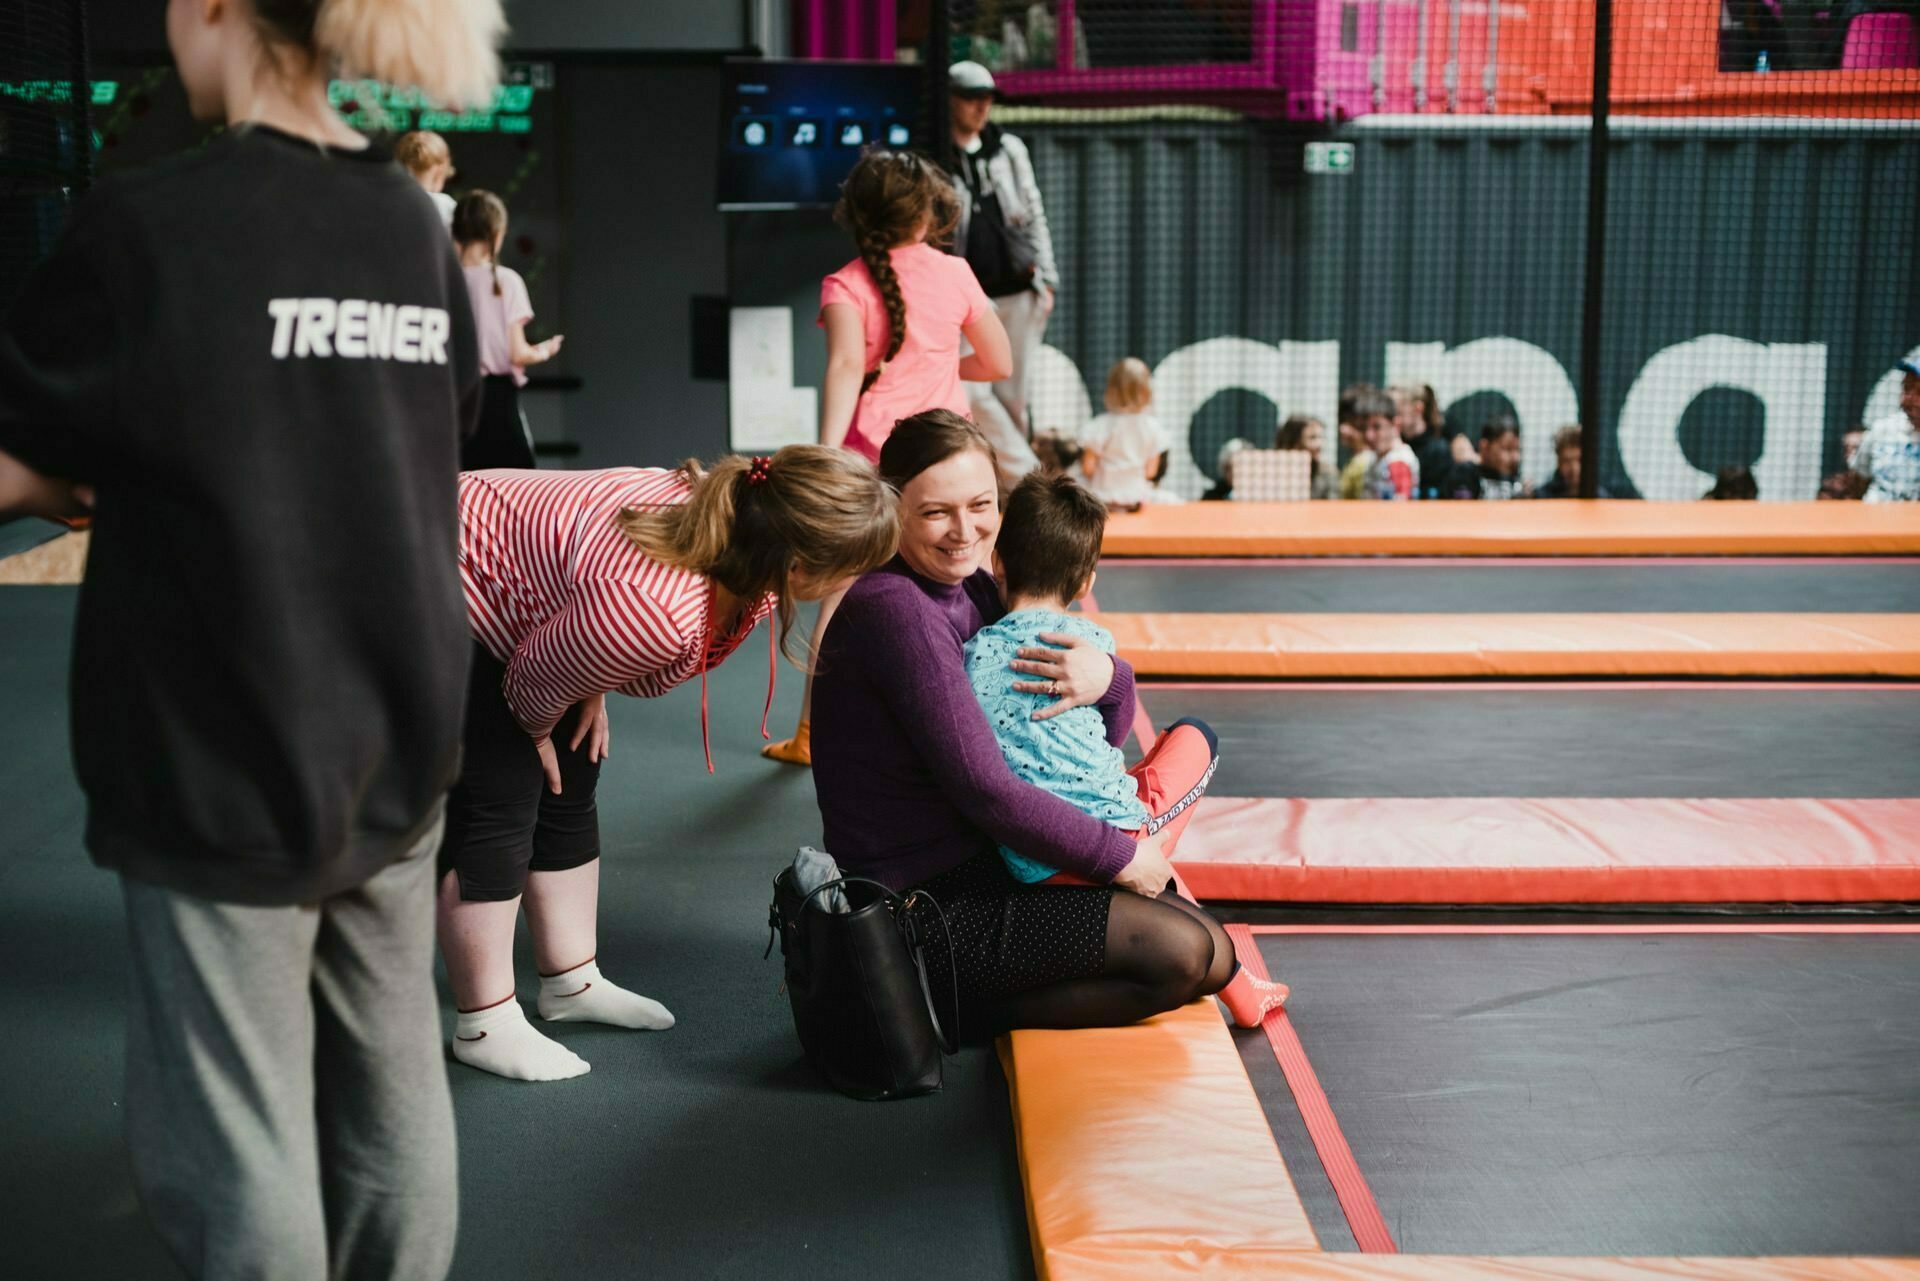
[962,474,1289,1027]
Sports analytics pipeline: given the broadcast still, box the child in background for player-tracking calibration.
[453,189,563,470]
[1440,415,1527,500]
[1201,437,1252,500]
[1355,387,1416,500]
[396,128,457,229]
[1275,414,1334,500]
[963,473,1290,1028]
[764,150,1013,766]
[1337,384,1380,500]
[1078,357,1167,511]
[0,0,505,1270]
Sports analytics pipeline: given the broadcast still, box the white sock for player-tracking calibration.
[536,959,675,1030]
[451,997,590,1082]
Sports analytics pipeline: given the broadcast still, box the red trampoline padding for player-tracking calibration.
[1173,797,1920,903]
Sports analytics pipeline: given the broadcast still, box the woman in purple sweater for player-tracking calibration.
[811,410,1241,1031]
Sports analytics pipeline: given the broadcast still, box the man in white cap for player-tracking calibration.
[1854,359,1920,503]
[948,59,1056,487]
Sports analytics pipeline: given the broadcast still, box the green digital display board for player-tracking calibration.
[2,63,549,138]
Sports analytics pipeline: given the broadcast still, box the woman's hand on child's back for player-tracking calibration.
[1010,632,1115,722]
[1113,829,1176,898]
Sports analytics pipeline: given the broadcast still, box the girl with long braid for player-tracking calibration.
[453,189,562,470]
[764,150,1011,764]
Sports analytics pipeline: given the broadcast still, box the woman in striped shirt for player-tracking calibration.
[443,448,898,1081]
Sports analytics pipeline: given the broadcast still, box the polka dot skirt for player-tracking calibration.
[911,851,1112,1008]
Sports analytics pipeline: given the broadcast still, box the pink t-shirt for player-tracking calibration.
[819,243,991,457]
[463,262,534,386]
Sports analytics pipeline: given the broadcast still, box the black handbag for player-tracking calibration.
[767,869,958,1101]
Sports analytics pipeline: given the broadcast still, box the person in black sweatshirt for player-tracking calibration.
[0,1,502,1275]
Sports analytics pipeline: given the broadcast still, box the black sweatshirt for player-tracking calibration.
[0,125,480,905]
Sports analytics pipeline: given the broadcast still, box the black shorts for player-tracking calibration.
[440,642,601,901]
[460,375,535,471]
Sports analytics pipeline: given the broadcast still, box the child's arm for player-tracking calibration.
[1079,443,1101,479]
[957,308,1012,383]
[819,303,866,450]
[508,320,561,369]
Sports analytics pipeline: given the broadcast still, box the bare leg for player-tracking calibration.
[763,587,847,765]
[525,860,674,1031]
[523,860,598,977]
[438,870,589,1080]
[435,870,521,1012]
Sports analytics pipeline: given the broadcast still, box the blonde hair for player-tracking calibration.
[250,0,505,109]
[394,129,451,176]
[615,447,900,667]
[1104,357,1153,413]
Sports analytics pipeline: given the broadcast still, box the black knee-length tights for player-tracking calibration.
[991,884,1236,1032]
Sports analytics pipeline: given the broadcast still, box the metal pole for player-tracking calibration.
[70,0,94,190]
[1576,0,1612,497]
[930,0,953,169]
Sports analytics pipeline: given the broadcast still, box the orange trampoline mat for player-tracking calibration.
[1170,797,1920,903]
[1099,612,1920,678]
[1100,501,1920,558]
[1005,993,1920,1280]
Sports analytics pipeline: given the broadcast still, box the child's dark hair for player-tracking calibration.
[1346,387,1397,423]
[451,189,508,295]
[997,473,1107,606]
[834,150,961,393]
[1479,413,1520,444]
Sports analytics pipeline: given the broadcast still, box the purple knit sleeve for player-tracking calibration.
[1097,657,1136,749]
[850,584,1136,883]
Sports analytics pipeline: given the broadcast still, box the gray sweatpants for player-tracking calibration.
[121,821,456,1281]
[967,288,1047,489]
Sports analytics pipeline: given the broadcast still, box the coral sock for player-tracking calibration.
[452,997,590,1082]
[1217,962,1290,1029]
[536,959,675,1030]
[760,719,811,766]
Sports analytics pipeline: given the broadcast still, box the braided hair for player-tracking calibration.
[833,151,960,393]
[451,190,509,296]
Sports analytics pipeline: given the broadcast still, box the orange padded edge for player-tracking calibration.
[999,998,1320,1279]
[1101,501,1920,558]
[1040,1251,1920,1279]
[1100,613,1920,679]
[1173,797,1920,904]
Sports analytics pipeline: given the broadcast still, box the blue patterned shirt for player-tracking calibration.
[1856,414,1920,503]
[964,609,1150,883]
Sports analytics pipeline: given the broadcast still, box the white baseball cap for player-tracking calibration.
[948,61,997,96]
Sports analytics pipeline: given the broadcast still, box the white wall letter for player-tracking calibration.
[1616,335,1825,501]
[1149,338,1341,499]
[1385,338,1579,490]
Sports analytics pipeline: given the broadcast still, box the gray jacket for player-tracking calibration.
[949,126,1059,295]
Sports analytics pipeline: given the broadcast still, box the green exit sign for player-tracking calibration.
[1304,141,1355,175]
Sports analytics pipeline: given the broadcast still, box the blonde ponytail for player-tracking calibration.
[313,0,505,109]
[615,448,900,667]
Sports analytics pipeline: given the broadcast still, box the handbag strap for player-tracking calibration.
[791,875,960,1057]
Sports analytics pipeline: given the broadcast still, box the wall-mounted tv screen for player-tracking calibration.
[718,59,925,211]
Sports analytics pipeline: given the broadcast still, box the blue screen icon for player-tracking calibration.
[887,123,911,147]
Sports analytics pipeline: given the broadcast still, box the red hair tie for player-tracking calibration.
[746,455,772,486]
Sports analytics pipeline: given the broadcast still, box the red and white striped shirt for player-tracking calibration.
[458,468,776,749]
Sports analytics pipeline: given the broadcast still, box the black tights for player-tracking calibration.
[990,884,1237,1032]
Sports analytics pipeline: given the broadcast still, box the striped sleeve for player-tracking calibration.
[501,577,693,738]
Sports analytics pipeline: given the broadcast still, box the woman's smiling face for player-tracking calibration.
[896,447,1001,586]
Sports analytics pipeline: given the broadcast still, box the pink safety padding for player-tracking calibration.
[1172,796,1920,903]
[1842,13,1920,69]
